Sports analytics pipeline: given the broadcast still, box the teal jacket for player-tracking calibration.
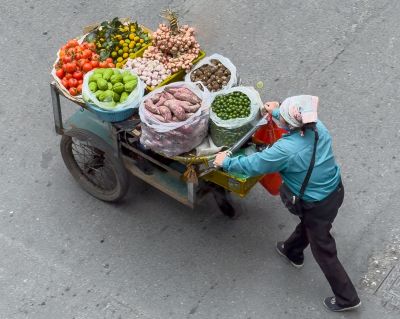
[222,109,341,201]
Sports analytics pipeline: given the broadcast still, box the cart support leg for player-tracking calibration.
[50,82,63,135]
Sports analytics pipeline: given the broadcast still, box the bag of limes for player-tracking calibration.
[209,86,263,147]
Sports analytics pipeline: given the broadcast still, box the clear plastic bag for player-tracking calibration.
[209,86,263,147]
[185,53,238,97]
[139,82,212,157]
[82,68,145,111]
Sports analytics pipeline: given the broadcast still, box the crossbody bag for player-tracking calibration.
[279,124,319,217]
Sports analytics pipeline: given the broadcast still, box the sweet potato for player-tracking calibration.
[177,101,201,113]
[155,95,167,107]
[152,114,166,122]
[173,91,201,104]
[159,105,173,121]
[144,100,160,114]
[151,93,161,104]
[164,100,186,120]
[163,92,175,100]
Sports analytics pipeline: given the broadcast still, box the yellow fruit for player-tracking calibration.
[123,53,128,58]
[118,49,123,55]
[139,39,144,43]
[129,49,134,53]
[111,51,117,57]
[129,42,135,49]
[129,33,135,40]
[100,38,105,42]
[116,34,122,40]
[115,46,120,51]
[125,39,131,44]
[134,36,139,42]
[129,53,135,59]
[119,40,124,45]
[136,43,141,47]
[123,43,128,47]
[117,57,123,62]
[116,62,122,68]
[123,47,129,53]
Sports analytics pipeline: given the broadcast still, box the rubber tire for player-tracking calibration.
[209,184,236,218]
[60,128,129,202]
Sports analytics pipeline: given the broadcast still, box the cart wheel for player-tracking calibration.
[210,185,236,218]
[60,128,129,202]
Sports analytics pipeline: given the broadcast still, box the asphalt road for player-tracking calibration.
[1,0,400,318]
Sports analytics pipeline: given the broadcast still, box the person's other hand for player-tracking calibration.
[213,151,229,167]
[262,101,280,116]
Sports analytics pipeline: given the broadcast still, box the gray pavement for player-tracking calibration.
[1,0,400,318]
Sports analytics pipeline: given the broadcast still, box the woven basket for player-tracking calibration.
[51,34,87,103]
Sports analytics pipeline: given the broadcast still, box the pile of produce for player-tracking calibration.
[124,57,171,89]
[139,83,209,157]
[211,92,251,120]
[144,87,202,122]
[209,88,262,147]
[85,68,138,108]
[190,59,231,92]
[85,18,151,68]
[144,10,200,73]
[54,39,114,96]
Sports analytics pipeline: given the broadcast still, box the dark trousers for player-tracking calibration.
[282,182,360,306]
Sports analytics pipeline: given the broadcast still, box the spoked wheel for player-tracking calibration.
[60,128,129,202]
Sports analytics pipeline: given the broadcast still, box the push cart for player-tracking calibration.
[50,82,264,218]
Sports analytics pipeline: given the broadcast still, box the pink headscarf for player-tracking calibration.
[279,95,319,128]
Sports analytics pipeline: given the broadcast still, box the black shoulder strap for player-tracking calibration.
[299,124,319,199]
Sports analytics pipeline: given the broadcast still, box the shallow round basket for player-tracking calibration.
[85,102,136,122]
[51,34,87,104]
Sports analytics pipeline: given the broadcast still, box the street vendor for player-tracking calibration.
[213,95,361,312]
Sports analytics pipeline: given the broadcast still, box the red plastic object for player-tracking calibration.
[252,116,286,195]
[259,173,282,195]
[252,116,287,145]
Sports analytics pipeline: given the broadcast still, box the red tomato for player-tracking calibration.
[82,49,92,59]
[75,53,82,60]
[69,87,78,96]
[61,78,69,89]
[78,79,83,85]
[56,68,64,79]
[87,43,96,51]
[108,63,115,68]
[99,61,108,68]
[72,71,83,80]
[91,54,100,61]
[77,84,83,94]
[62,55,72,64]
[68,78,78,88]
[82,63,93,72]
[66,48,75,56]
[105,58,113,64]
[90,60,99,68]
[77,59,89,68]
[64,62,76,73]
[67,39,79,48]
[64,73,73,80]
